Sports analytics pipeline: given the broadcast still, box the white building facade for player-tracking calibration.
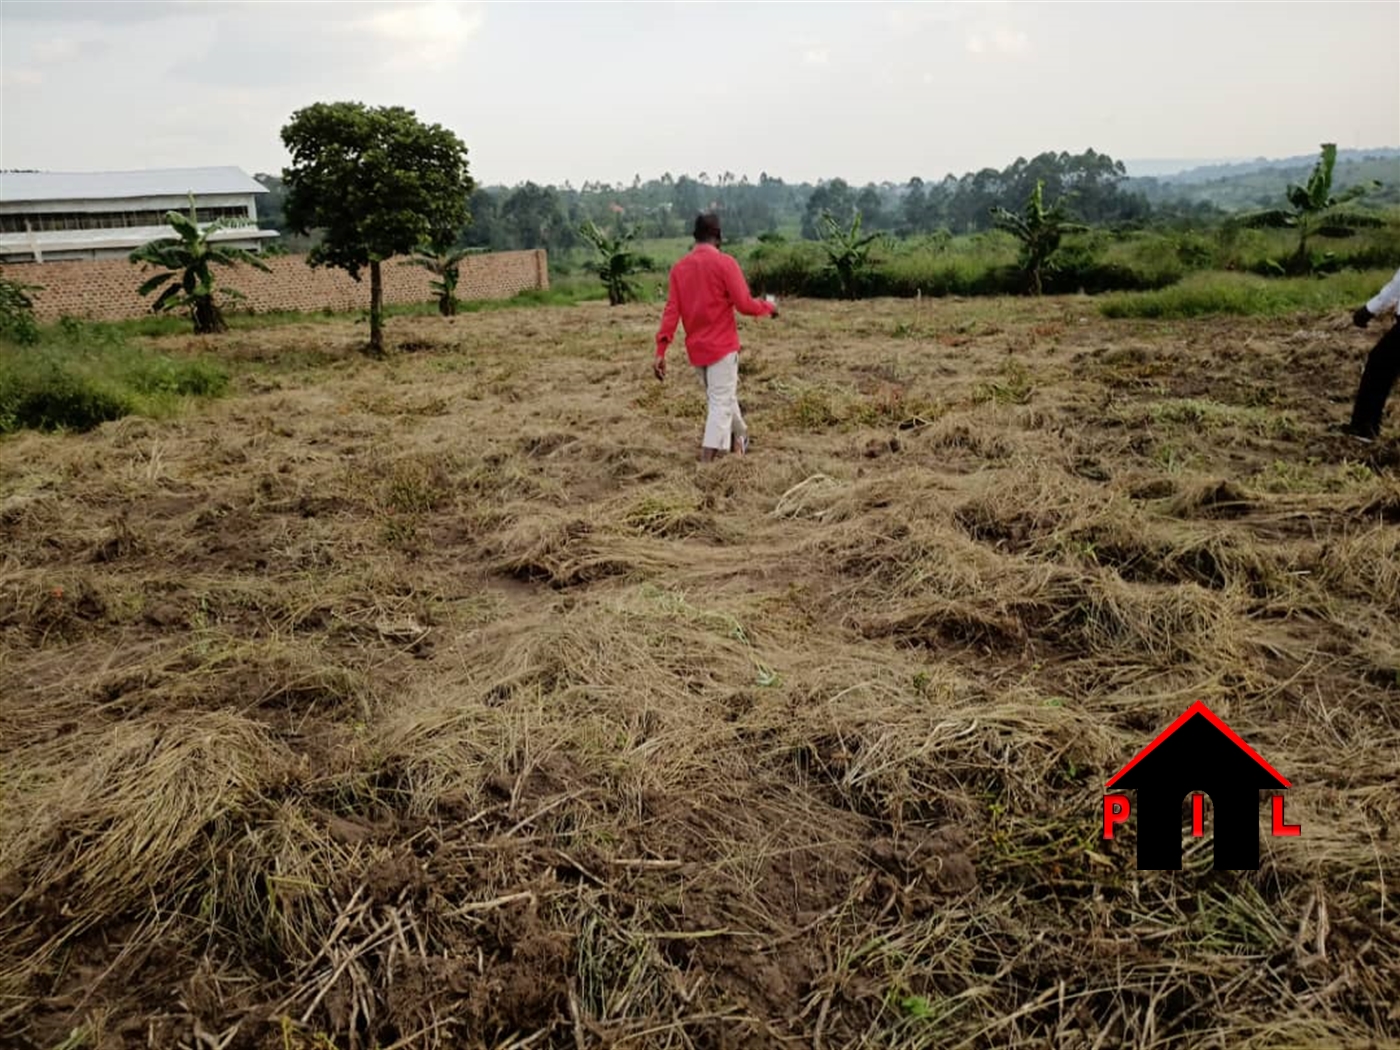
[0,166,279,263]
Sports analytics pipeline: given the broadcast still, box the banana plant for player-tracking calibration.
[405,243,476,316]
[129,194,271,334]
[1236,143,1382,275]
[819,211,882,299]
[580,220,651,305]
[990,180,1086,295]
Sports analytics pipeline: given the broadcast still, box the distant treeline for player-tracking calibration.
[252,147,1399,255]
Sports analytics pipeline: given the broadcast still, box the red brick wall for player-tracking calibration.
[15,249,549,323]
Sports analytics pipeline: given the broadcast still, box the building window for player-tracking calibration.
[0,206,252,234]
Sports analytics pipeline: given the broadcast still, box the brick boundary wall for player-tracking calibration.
[11,249,549,323]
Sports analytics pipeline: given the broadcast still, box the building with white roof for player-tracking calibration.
[0,166,279,263]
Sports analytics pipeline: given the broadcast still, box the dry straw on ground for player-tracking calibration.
[2,299,1398,1049]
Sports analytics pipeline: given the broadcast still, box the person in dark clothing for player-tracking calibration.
[1346,266,1400,442]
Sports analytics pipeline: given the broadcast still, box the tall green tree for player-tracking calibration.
[803,179,856,239]
[990,180,1087,295]
[460,188,503,250]
[280,102,473,355]
[1238,143,1382,275]
[499,182,574,254]
[129,195,271,334]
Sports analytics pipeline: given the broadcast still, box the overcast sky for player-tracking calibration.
[2,1,1397,186]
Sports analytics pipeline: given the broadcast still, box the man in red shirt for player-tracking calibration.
[654,213,779,462]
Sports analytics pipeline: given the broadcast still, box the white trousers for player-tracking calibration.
[695,351,748,451]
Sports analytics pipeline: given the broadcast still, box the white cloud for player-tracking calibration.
[888,5,957,30]
[32,37,79,63]
[966,26,1030,56]
[803,47,830,66]
[890,2,1012,31]
[353,1,484,69]
[28,36,107,64]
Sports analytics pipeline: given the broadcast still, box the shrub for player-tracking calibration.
[0,272,43,346]
[1099,270,1387,320]
[0,355,132,433]
[0,337,229,435]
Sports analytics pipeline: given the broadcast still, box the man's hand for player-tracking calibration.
[1354,305,1373,328]
[653,356,667,381]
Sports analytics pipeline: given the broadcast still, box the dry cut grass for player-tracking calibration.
[2,298,1398,1049]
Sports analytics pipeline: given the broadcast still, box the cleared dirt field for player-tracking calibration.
[2,297,1398,1049]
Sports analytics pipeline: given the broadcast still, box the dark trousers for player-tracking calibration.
[1350,322,1400,438]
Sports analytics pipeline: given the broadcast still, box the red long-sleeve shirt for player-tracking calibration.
[655,243,774,367]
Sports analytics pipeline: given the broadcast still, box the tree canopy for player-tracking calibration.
[280,102,473,353]
[248,143,1393,259]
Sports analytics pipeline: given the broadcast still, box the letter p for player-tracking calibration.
[1103,794,1131,839]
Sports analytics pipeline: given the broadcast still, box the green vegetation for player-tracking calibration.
[0,271,42,346]
[247,139,1394,313]
[819,212,883,299]
[1098,269,1389,319]
[129,195,272,334]
[990,179,1088,294]
[1140,150,1400,211]
[1237,143,1384,274]
[738,221,1397,307]
[404,242,476,317]
[280,102,475,355]
[579,220,652,305]
[1,323,228,434]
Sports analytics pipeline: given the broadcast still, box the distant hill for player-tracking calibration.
[1122,158,1250,179]
[1126,148,1400,212]
[1145,147,1400,186]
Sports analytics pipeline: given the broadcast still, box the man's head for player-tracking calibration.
[693,212,722,246]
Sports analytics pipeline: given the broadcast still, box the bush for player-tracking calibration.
[124,353,229,398]
[736,219,1399,303]
[0,334,229,435]
[742,240,837,297]
[740,229,1187,299]
[0,355,132,433]
[1099,270,1387,320]
[0,272,42,346]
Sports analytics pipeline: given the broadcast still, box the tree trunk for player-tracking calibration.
[444,271,459,316]
[193,296,227,335]
[1290,227,1311,276]
[369,260,384,356]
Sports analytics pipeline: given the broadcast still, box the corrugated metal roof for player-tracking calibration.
[0,166,267,204]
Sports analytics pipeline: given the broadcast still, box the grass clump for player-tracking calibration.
[972,360,1036,406]
[1099,269,1390,320]
[1146,398,1301,439]
[0,337,228,434]
[0,353,132,433]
